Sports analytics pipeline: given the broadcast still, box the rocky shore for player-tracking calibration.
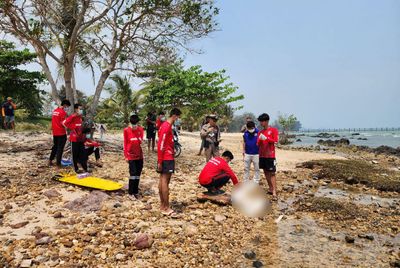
[0,131,399,267]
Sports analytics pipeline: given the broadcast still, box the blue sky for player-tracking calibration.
[183,0,400,128]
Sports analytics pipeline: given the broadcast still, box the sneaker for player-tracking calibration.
[216,189,225,194]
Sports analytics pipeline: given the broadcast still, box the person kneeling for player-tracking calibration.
[198,151,239,195]
[83,129,103,167]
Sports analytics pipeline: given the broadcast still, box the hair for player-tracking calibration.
[246,116,252,120]
[147,112,152,117]
[246,121,256,129]
[159,111,165,116]
[130,114,140,124]
[257,113,270,122]
[222,150,234,160]
[169,108,182,116]
[82,127,91,134]
[61,100,71,106]
[74,103,82,110]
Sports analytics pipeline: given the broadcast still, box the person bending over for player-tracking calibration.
[198,150,239,195]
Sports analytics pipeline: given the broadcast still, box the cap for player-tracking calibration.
[208,114,219,121]
[7,97,12,101]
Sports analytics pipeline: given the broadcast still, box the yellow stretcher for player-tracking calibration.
[52,173,123,191]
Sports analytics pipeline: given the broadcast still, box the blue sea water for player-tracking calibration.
[292,131,400,148]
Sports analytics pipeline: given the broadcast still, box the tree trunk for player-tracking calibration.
[64,57,75,106]
[88,69,111,116]
[35,49,60,105]
[71,68,78,104]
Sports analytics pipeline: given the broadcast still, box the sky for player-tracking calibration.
[13,0,400,129]
[183,0,400,129]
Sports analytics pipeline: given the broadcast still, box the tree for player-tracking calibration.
[0,40,45,117]
[277,113,297,134]
[0,0,219,115]
[96,74,146,125]
[228,112,257,133]
[142,62,244,130]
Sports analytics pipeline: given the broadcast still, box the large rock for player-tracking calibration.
[317,138,350,147]
[134,234,153,249]
[43,189,61,199]
[214,214,226,222]
[10,221,29,229]
[64,191,109,212]
[35,236,52,245]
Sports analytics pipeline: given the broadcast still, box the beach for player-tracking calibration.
[0,130,399,267]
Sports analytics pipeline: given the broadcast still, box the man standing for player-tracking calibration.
[145,111,157,152]
[49,100,71,167]
[242,121,260,184]
[198,150,239,195]
[257,113,279,199]
[240,116,252,133]
[2,97,17,133]
[200,114,221,162]
[157,108,181,216]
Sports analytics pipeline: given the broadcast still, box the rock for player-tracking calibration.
[345,236,355,243]
[10,221,29,229]
[244,250,256,260]
[113,203,122,208]
[134,233,153,249]
[5,204,13,210]
[0,178,11,186]
[43,189,61,199]
[317,138,350,147]
[358,234,374,241]
[371,160,379,164]
[64,191,109,212]
[184,224,198,237]
[390,260,400,267]
[20,259,33,267]
[62,240,73,248]
[35,236,52,245]
[144,203,152,210]
[344,177,359,185]
[214,214,226,222]
[296,139,302,142]
[115,253,126,261]
[253,260,263,267]
[52,211,63,218]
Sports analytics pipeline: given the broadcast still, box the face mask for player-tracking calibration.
[78,110,83,115]
[64,107,69,112]
[131,124,137,128]
[160,116,166,121]
[248,129,255,133]
[86,134,91,138]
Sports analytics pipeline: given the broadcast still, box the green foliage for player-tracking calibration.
[274,113,300,133]
[96,74,147,126]
[0,40,45,117]
[143,63,243,130]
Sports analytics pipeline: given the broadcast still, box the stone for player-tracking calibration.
[113,203,122,208]
[5,204,12,210]
[345,236,355,243]
[115,253,126,261]
[134,233,154,249]
[35,236,52,245]
[20,259,32,267]
[358,234,374,241]
[10,221,29,229]
[52,211,63,218]
[253,260,263,267]
[244,250,256,260]
[214,214,226,222]
[184,224,198,237]
[43,189,61,199]
[64,191,109,212]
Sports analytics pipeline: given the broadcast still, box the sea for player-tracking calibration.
[292,130,400,148]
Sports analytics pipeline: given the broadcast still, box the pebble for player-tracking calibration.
[253,260,264,267]
[345,236,355,243]
[214,214,226,222]
[244,250,256,259]
[36,236,52,245]
[11,221,29,229]
[20,259,33,267]
[358,234,374,241]
[53,211,63,218]
[115,253,126,261]
[184,224,198,237]
[134,233,153,249]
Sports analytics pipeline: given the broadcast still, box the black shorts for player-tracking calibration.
[259,158,277,172]
[146,128,156,139]
[129,159,144,176]
[159,160,175,174]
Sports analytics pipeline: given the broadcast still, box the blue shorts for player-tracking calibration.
[5,116,14,123]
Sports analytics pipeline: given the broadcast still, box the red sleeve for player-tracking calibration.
[268,128,279,143]
[222,162,239,185]
[157,125,166,163]
[63,115,74,129]
[256,131,262,146]
[123,129,129,159]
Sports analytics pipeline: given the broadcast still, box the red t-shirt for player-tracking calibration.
[198,157,239,186]
[123,126,144,160]
[157,121,174,163]
[84,138,100,148]
[51,107,67,136]
[257,127,279,158]
[63,114,83,142]
[156,117,162,129]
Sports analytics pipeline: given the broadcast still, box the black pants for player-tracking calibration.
[49,135,67,166]
[72,142,87,172]
[85,147,100,160]
[202,174,231,190]
[128,159,143,195]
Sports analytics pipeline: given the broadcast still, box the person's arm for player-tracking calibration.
[123,129,129,160]
[242,136,246,157]
[157,125,166,163]
[1,106,5,117]
[267,129,279,143]
[63,115,74,129]
[223,163,239,185]
[11,102,16,109]
[200,125,210,138]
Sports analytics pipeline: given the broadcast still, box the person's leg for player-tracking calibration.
[56,135,67,166]
[198,139,205,155]
[265,171,277,196]
[94,148,100,160]
[159,173,172,212]
[11,119,15,133]
[253,155,260,184]
[243,154,251,181]
[204,147,212,162]
[212,175,230,190]
[151,137,156,152]
[78,142,88,172]
[71,142,79,172]
[49,136,58,165]
[128,160,138,196]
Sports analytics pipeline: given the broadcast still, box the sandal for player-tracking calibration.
[161,210,179,218]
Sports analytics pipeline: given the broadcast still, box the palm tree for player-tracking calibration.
[101,74,147,125]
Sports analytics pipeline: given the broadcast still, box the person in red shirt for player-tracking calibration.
[157,108,181,216]
[84,133,103,167]
[63,103,87,173]
[49,100,71,167]
[257,113,279,199]
[124,114,145,199]
[198,151,239,195]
